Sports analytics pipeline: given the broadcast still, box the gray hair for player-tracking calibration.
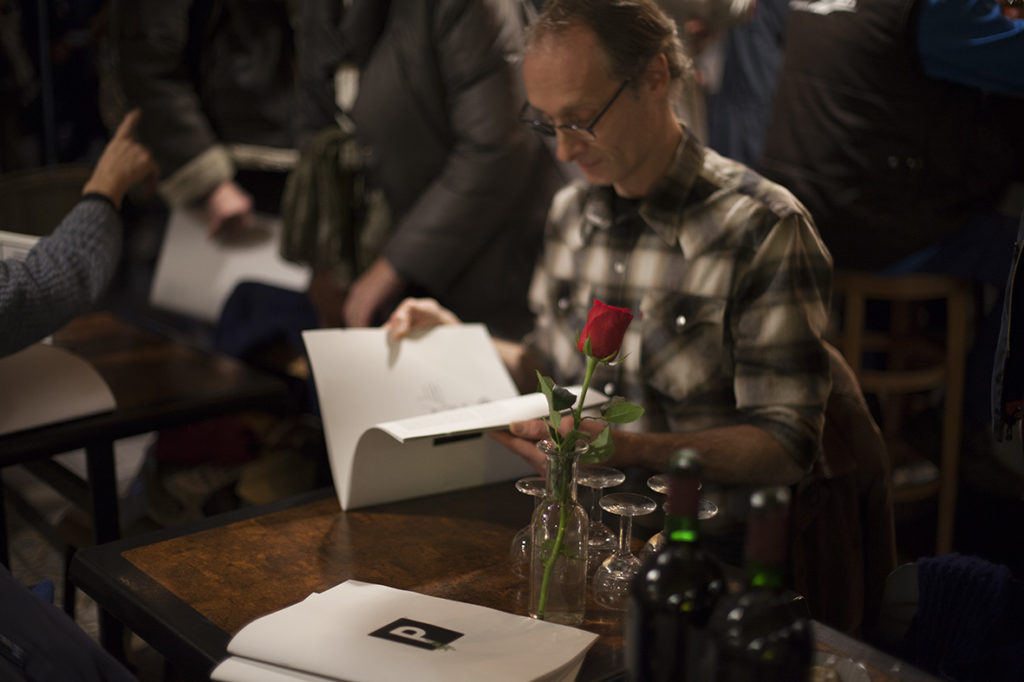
[526,0,688,84]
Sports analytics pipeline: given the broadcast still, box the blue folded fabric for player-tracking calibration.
[0,565,135,681]
[27,579,53,605]
[214,281,318,361]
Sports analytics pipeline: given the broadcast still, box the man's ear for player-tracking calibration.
[643,53,671,97]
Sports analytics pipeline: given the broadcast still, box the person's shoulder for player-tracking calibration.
[702,148,808,220]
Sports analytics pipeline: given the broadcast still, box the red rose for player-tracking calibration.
[577,299,633,360]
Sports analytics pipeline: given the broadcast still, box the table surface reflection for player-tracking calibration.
[70,481,937,681]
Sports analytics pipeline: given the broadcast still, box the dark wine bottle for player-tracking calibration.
[709,486,812,681]
[625,449,725,682]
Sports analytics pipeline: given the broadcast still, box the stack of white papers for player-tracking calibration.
[211,581,599,682]
[149,208,311,323]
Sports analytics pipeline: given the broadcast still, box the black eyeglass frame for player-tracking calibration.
[519,79,632,139]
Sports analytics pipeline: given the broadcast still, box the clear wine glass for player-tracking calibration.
[509,475,546,579]
[592,492,658,610]
[575,464,626,571]
[638,473,719,563]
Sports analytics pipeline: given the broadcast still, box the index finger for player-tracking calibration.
[113,109,142,140]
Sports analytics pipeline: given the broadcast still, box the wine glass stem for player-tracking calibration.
[618,513,633,555]
[589,487,603,525]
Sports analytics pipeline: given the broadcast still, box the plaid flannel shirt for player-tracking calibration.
[526,131,833,471]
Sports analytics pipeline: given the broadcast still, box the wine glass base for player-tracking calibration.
[593,553,641,611]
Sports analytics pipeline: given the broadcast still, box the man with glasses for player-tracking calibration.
[387,0,898,634]
[393,0,832,493]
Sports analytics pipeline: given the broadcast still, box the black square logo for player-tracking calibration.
[368,618,464,651]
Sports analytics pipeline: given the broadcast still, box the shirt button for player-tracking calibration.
[603,382,616,396]
[675,314,687,330]
[557,297,571,312]
[613,261,626,275]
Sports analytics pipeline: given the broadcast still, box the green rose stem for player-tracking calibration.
[536,355,599,619]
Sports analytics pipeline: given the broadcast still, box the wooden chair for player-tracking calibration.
[829,270,973,556]
[790,343,898,636]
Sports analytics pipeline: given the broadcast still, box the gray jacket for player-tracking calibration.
[347,0,564,339]
[0,198,121,357]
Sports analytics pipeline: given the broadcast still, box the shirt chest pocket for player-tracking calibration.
[639,293,729,401]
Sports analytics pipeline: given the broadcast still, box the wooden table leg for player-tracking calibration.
[85,442,126,661]
[85,442,120,545]
[0,474,9,568]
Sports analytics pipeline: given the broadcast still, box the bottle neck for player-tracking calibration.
[664,514,699,543]
[745,559,784,590]
[544,448,578,503]
[743,499,788,590]
[664,470,700,543]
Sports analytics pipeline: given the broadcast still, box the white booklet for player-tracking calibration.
[210,580,598,682]
[0,343,116,436]
[302,325,605,510]
[149,207,311,323]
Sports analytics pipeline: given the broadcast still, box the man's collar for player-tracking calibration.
[641,129,704,251]
[575,128,705,255]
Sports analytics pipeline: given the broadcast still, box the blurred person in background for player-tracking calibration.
[0,109,156,356]
[760,0,1024,497]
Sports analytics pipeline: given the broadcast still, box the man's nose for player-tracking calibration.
[554,130,585,163]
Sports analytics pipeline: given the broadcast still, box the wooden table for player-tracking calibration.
[70,481,939,682]
[0,312,289,556]
[0,312,290,654]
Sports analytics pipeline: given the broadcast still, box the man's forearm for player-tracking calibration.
[608,425,805,485]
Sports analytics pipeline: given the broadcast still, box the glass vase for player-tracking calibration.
[529,439,590,625]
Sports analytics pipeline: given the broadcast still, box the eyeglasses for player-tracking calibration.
[519,79,631,139]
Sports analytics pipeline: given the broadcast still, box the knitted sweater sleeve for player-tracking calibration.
[0,196,122,357]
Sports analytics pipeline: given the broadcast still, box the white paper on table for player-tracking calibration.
[148,207,311,323]
[0,344,115,436]
[210,580,598,682]
[302,325,606,510]
[211,657,336,682]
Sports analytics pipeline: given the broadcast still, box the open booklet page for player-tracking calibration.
[0,343,115,436]
[303,325,604,510]
[210,580,598,682]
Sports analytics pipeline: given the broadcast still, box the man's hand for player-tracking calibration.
[488,415,605,475]
[382,296,460,340]
[489,421,552,474]
[205,180,254,238]
[307,271,347,328]
[82,109,157,209]
[343,257,406,327]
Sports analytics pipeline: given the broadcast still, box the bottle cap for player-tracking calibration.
[670,448,702,474]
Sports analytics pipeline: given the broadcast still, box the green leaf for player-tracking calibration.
[601,401,645,424]
[551,386,577,412]
[581,426,614,463]
[535,372,563,431]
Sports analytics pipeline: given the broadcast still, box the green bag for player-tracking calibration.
[279,124,390,283]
